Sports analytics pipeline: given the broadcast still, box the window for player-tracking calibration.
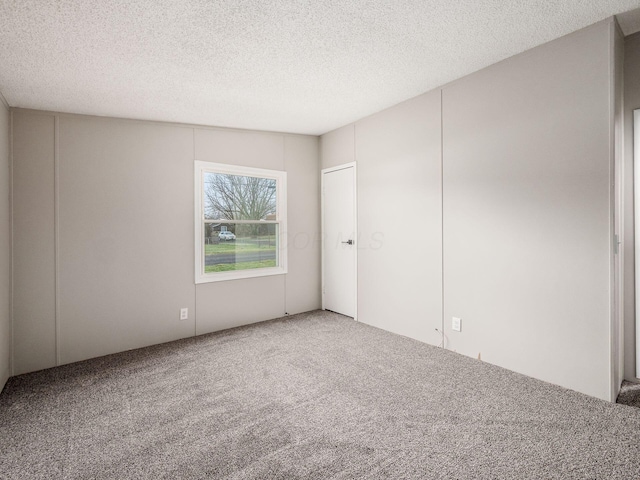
[194,162,287,283]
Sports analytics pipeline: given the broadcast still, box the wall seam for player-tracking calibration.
[54,115,60,366]
[283,135,287,315]
[193,127,197,337]
[9,109,14,377]
[440,89,445,349]
[353,123,358,321]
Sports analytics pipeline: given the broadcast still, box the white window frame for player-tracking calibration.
[194,161,287,284]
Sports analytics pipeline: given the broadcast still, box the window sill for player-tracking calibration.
[195,266,287,284]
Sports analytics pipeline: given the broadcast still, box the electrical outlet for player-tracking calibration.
[452,317,461,332]
[180,308,188,320]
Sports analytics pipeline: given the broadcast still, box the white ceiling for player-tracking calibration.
[1,1,640,136]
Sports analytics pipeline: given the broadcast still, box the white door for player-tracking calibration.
[322,164,356,318]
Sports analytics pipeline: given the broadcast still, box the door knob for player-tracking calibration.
[341,239,354,245]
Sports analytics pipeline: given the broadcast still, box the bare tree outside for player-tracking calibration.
[204,172,276,221]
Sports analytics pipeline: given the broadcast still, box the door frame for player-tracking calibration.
[321,162,358,320]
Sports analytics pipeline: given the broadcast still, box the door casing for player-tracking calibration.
[321,162,358,320]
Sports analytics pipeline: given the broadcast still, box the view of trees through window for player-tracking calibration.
[202,172,278,273]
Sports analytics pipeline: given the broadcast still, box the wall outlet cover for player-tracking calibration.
[452,317,462,332]
[180,308,188,320]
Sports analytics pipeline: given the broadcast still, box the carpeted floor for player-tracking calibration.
[2,310,640,479]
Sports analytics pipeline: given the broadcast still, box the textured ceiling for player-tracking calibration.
[1,1,640,135]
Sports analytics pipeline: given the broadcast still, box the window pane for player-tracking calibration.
[203,172,277,220]
[204,223,278,273]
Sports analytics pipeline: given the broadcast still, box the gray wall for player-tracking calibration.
[320,94,443,345]
[0,97,9,390]
[624,32,640,382]
[321,19,617,401]
[354,91,443,343]
[12,112,56,373]
[11,111,320,374]
[442,21,614,401]
[320,125,355,170]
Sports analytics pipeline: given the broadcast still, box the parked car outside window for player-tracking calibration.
[218,231,236,241]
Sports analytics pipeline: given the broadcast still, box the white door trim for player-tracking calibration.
[321,162,357,320]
